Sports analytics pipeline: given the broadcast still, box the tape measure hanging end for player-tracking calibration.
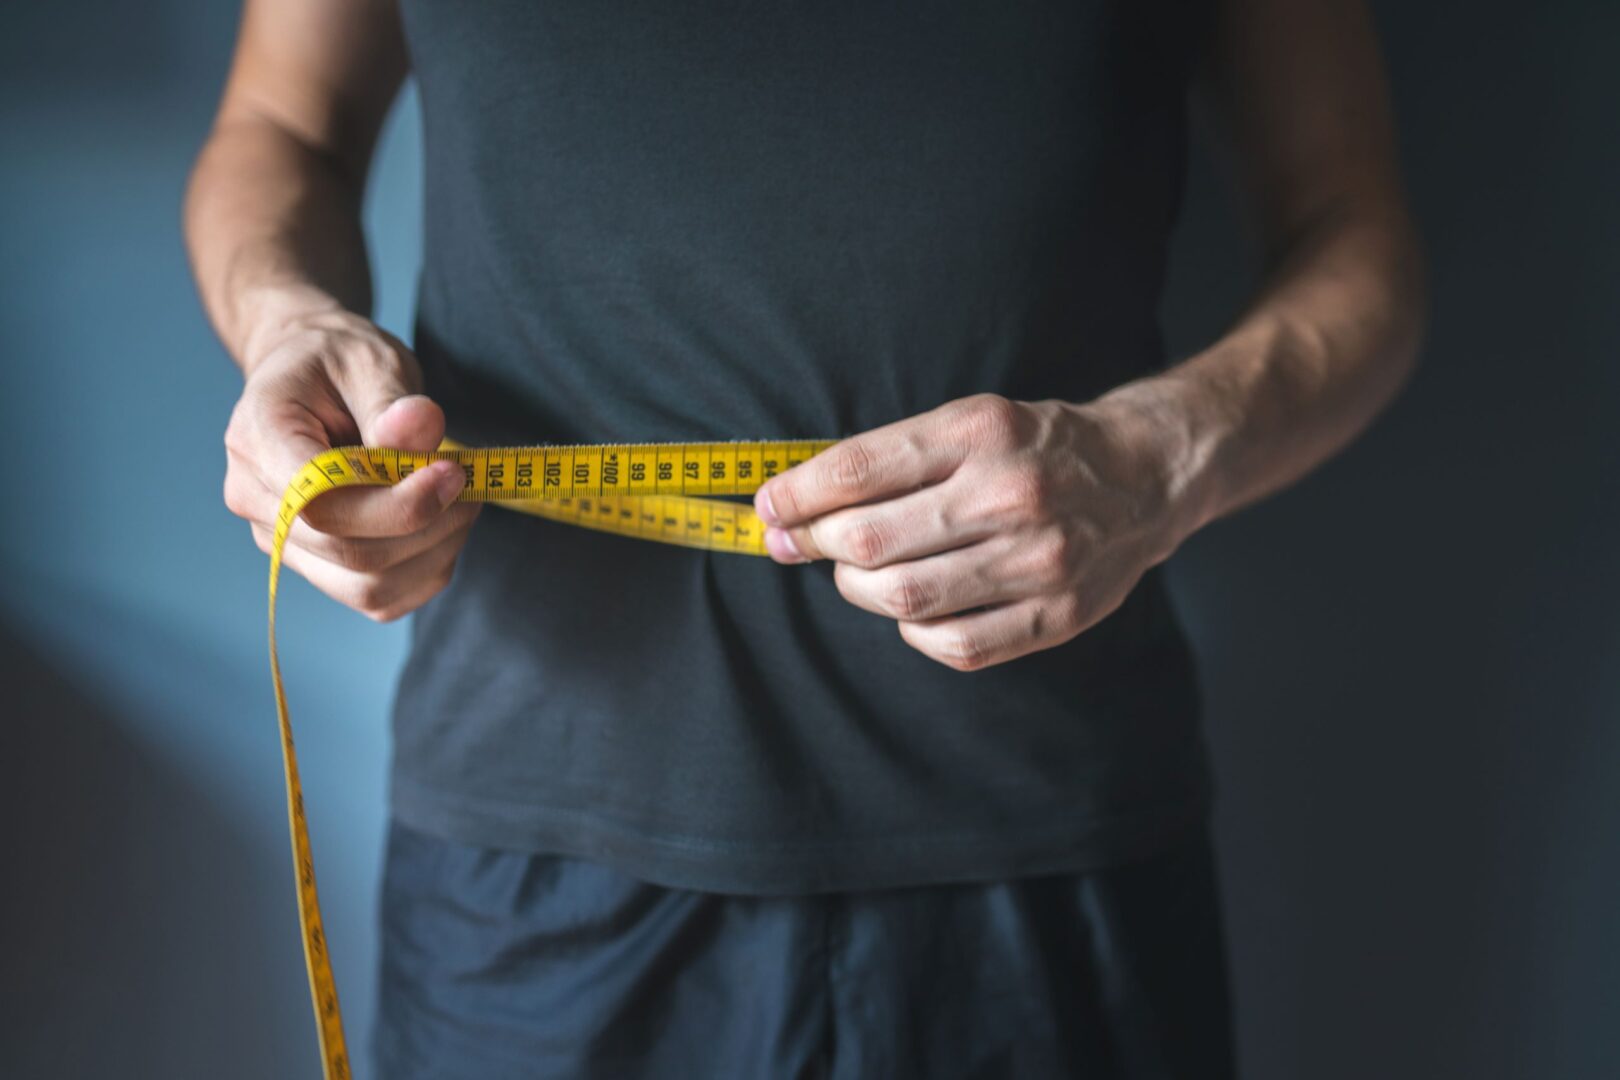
[266,438,834,1079]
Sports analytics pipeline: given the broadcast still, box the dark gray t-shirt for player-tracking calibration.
[392,0,1215,894]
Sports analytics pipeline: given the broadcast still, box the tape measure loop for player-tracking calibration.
[269,437,832,1078]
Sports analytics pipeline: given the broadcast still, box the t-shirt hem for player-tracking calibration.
[389,772,1214,896]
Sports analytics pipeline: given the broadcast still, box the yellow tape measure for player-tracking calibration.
[268,438,834,1078]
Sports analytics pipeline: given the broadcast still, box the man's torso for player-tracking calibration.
[391,0,1215,893]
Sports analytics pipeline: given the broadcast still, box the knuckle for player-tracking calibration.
[902,621,988,672]
[222,421,249,458]
[844,518,890,568]
[826,440,876,495]
[430,560,456,593]
[1037,528,1080,580]
[223,395,262,448]
[940,629,989,672]
[369,604,410,624]
[350,575,391,615]
[882,570,931,620]
[767,478,802,521]
[958,393,1021,448]
[223,477,253,519]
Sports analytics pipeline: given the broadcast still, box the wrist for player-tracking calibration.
[232,283,348,376]
[1080,370,1235,558]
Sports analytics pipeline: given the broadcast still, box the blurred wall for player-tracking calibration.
[1163,5,1620,1076]
[0,5,420,1075]
[1,3,1614,1078]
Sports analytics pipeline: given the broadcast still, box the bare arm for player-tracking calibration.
[186,0,480,622]
[1112,0,1427,539]
[753,0,1426,670]
[185,0,406,359]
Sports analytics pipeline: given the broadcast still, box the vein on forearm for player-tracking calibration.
[184,109,375,363]
[1112,195,1426,540]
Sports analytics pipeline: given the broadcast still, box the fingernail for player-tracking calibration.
[756,486,780,526]
[765,527,806,563]
[433,461,465,505]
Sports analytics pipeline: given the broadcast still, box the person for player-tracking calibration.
[184,0,1423,1076]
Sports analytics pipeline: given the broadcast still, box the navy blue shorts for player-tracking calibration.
[372,820,1235,1079]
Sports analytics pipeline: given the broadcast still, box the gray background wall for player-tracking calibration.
[2,3,1614,1077]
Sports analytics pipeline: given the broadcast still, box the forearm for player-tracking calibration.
[1101,198,1426,548]
[183,113,374,371]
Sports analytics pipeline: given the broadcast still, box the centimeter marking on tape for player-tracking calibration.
[268,438,835,1078]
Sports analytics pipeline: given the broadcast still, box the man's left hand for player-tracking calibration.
[753,392,1195,671]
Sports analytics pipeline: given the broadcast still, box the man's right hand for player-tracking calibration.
[223,297,481,622]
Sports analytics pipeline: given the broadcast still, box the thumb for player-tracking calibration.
[363,393,447,453]
[332,338,437,448]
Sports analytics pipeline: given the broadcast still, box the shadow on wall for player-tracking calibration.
[0,618,306,1078]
